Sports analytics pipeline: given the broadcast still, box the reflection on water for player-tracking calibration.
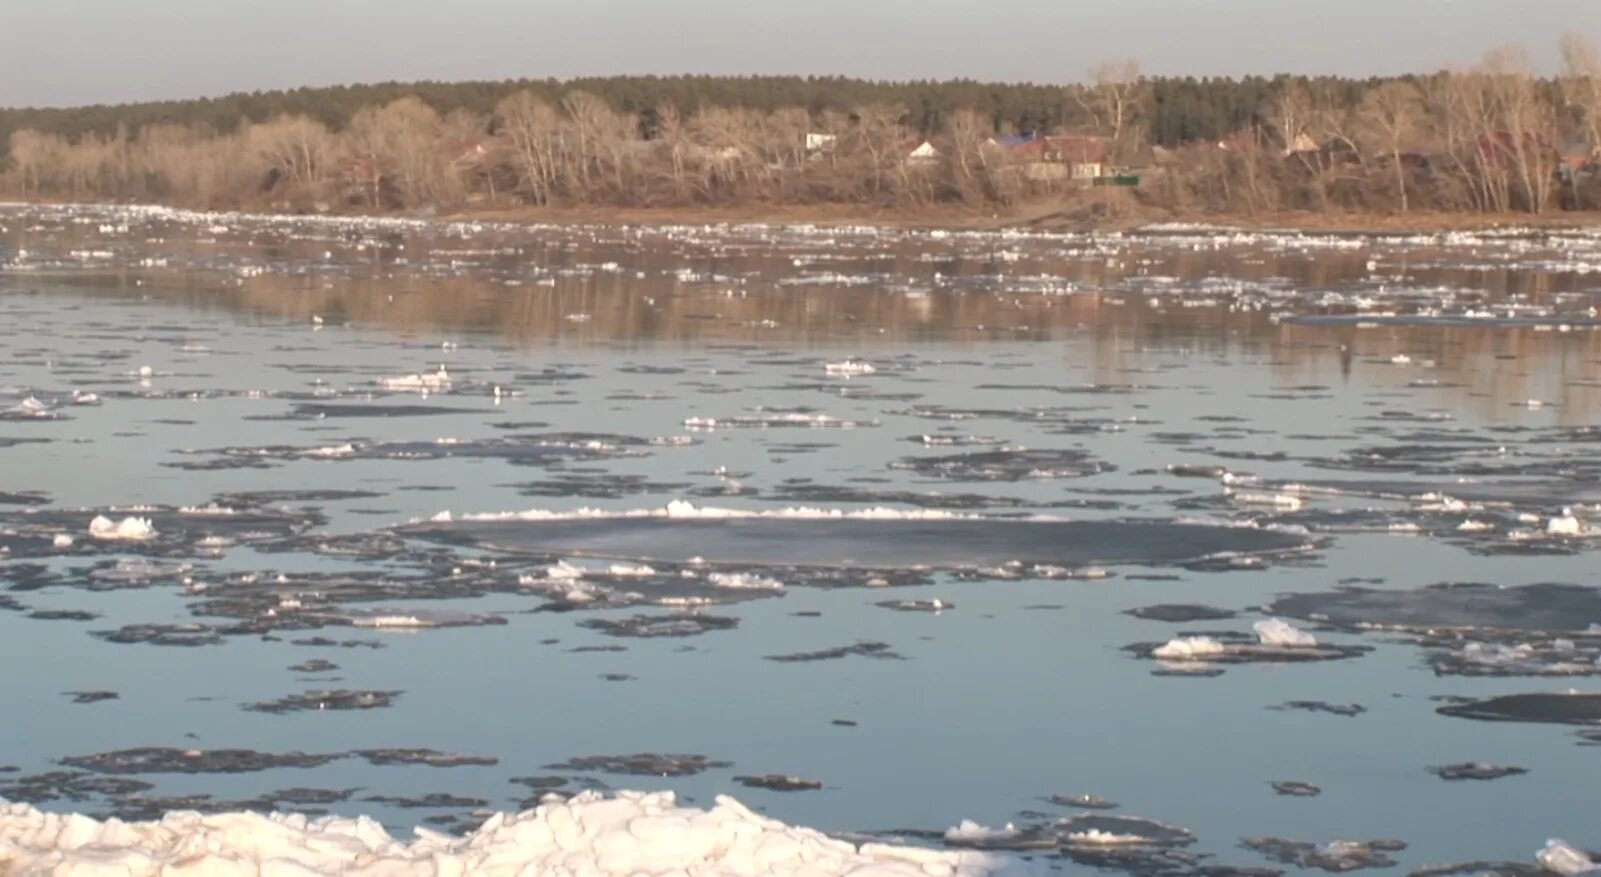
[7,204,1601,423]
[3,204,1601,872]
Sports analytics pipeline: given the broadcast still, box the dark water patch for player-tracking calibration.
[891,448,1110,482]
[271,787,357,805]
[353,749,498,768]
[1167,464,1228,479]
[401,515,1316,571]
[1266,477,1601,511]
[81,558,197,590]
[0,771,154,805]
[1426,637,1601,678]
[1428,762,1528,781]
[1406,862,1544,877]
[1242,837,1404,872]
[1269,583,1601,634]
[1059,814,1196,848]
[328,607,507,630]
[579,613,739,638]
[255,531,413,560]
[29,609,99,621]
[288,659,339,673]
[1271,781,1321,797]
[1271,701,1367,718]
[508,474,694,499]
[509,776,568,791]
[290,636,386,649]
[363,792,488,809]
[90,794,287,822]
[876,599,954,613]
[1436,692,1601,725]
[92,623,224,647]
[734,774,823,792]
[543,753,731,777]
[245,689,401,714]
[64,691,119,704]
[1048,794,1118,810]
[178,436,640,470]
[766,641,902,662]
[214,489,386,507]
[766,483,1117,511]
[284,402,486,419]
[61,747,344,775]
[1128,604,1237,623]
[0,505,320,558]
[1130,635,1367,665]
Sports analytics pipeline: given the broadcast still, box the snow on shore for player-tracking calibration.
[0,790,1028,877]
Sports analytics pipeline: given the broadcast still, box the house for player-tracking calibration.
[442,140,489,169]
[1558,139,1599,181]
[805,132,837,157]
[905,140,941,165]
[1004,134,1111,182]
[1283,132,1320,156]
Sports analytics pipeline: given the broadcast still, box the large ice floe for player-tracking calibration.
[400,502,1314,569]
[0,790,1029,876]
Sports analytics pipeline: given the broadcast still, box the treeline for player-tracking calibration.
[0,75,1278,152]
[2,38,1599,216]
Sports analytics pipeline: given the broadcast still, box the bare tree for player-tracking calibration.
[1359,81,1424,211]
[495,91,563,205]
[1077,60,1146,163]
[945,108,998,204]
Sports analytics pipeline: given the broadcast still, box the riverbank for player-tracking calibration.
[463,201,1601,234]
[9,195,1601,235]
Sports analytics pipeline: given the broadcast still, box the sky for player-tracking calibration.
[2,0,1599,108]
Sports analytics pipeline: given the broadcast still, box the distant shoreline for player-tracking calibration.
[8,197,1601,236]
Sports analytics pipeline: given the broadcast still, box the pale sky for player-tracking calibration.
[2,0,1598,108]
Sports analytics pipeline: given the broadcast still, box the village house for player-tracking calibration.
[1003,133,1112,183]
[1283,132,1320,156]
[904,140,940,166]
[805,132,837,158]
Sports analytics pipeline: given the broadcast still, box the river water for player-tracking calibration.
[2,203,1600,872]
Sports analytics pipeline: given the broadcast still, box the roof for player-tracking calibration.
[1006,134,1110,164]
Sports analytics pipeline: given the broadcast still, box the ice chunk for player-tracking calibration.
[1549,508,1583,535]
[1152,637,1226,660]
[1254,618,1318,648]
[706,572,785,591]
[1538,839,1597,876]
[944,820,1019,843]
[87,515,158,542]
[825,359,877,377]
[376,365,451,391]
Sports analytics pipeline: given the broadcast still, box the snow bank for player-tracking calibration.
[0,791,1026,877]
